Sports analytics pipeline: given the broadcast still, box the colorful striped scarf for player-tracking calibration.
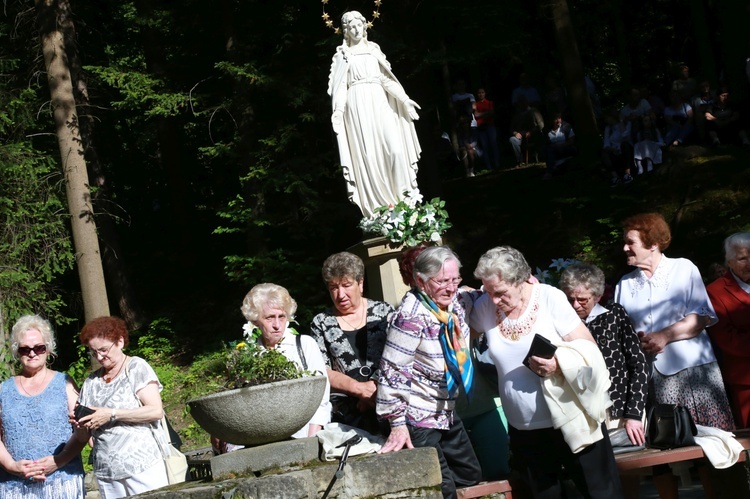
[416,290,473,400]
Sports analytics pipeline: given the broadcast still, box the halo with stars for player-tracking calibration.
[321,0,382,35]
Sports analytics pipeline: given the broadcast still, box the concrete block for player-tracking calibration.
[136,473,315,499]
[210,437,319,480]
[233,470,315,498]
[313,447,442,498]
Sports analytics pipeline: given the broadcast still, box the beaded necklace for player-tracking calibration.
[495,285,538,341]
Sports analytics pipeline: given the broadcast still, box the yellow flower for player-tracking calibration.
[236,342,247,350]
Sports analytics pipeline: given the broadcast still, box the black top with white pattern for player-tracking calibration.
[587,303,648,420]
[310,300,394,381]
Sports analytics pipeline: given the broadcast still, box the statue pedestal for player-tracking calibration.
[348,237,410,308]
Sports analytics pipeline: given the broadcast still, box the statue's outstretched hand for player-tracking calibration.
[405,99,421,121]
[331,110,344,134]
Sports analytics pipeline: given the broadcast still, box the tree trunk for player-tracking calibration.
[55,0,145,329]
[547,0,600,165]
[36,0,110,322]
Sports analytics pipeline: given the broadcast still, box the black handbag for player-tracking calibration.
[646,404,697,450]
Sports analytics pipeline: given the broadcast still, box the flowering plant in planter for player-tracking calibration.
[358,189,452,247]
[188,325,326,446]
[220,324,309,389]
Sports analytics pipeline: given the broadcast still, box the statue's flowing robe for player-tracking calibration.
[328,42,421,217]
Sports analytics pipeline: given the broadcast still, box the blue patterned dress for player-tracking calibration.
[0,372,85,498]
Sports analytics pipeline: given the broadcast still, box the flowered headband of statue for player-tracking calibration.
[321,0,383,34]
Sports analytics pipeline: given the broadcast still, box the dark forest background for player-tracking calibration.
[1,0,749,377]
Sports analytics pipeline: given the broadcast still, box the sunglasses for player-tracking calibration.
[18,344,47,356]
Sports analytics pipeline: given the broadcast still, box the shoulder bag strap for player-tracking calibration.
[125,358,171,456]
[296,334,308,370]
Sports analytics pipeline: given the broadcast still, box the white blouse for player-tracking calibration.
[615,255,717,376]
[469,284,581,430]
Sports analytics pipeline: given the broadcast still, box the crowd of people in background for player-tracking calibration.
[441,63,750,184]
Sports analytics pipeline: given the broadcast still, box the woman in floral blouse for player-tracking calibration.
[377,246,481,499]
[310,252,394,435]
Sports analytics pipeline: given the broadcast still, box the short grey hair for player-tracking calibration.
[414,246,461,284]
[321,252,365,284]
[559,263,606,298]
[241,283,297,323]
[724,232,750,262]
[10,315,57,360]
[473,246,531,285]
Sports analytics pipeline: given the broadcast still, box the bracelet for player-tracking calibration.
[110,409,117,422]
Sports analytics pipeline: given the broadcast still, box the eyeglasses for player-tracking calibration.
[89,343,115,359]
[567,295,594,305]
[429,276,462,289]
[18,344,47,357]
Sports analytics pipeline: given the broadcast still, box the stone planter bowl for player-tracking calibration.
[187,376,326,446]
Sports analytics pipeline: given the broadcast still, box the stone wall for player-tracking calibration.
[131,438,443,498]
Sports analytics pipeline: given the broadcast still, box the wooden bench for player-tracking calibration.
[614,430,750,496]
[457,479,513,498]
[457,431,750,498]
[615,430,750,473]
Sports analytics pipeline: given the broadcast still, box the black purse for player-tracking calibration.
[646,404,697,450]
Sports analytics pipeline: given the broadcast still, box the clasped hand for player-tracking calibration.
[356,380,377,410]
[638,331,666,354]
[11,459,47,482]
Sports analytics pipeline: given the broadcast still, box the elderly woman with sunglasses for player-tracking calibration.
[377,245,481,499]
[0,315,86,498]
[76,316,169,498]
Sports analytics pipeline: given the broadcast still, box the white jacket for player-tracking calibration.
[694,425,744,469]
[542,339,612,453]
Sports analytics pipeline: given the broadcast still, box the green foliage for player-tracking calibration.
[214,61,270,86]
[0,8,76,373]
[126,319,184,409]
[0,139,75,373]
[224,339,305,389]
[179,350,226,398]
[128,318,179,362]
[84,66,190,118]
[0,351,14,382]
[66,345,91,387]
